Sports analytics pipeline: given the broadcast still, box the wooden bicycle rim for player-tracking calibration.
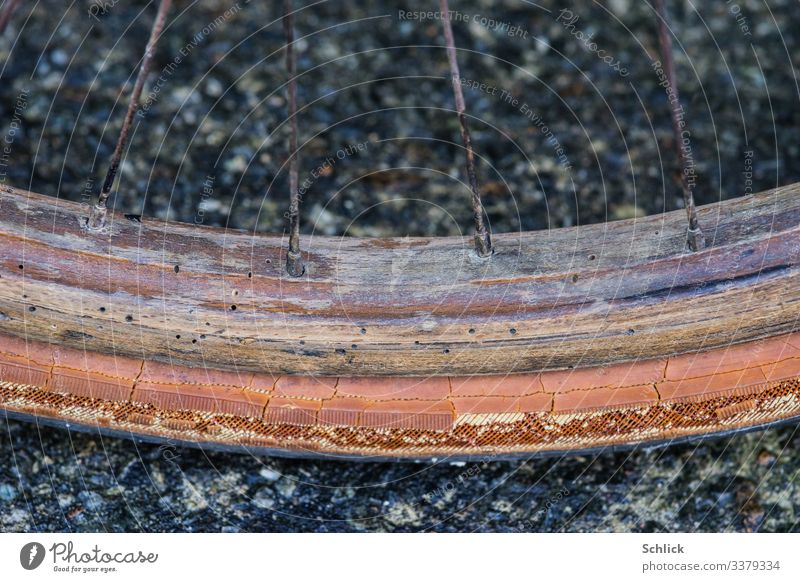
[1,184,800,457]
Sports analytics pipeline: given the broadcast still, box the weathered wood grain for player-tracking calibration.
[0,184,798,375]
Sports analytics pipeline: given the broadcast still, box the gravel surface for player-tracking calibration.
[1,0,799,532]
[1,418,799,532]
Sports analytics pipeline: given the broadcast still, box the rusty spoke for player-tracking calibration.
[284,0,304,276]
[0,0,21,36]
[653,0,705,251]
[439,0,492,258]
[87,0,172,230]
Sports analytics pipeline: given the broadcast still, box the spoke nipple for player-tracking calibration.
[286,251,305,277]
[84,204,108,231]
[474,232,493,258]
[687,226,706,252]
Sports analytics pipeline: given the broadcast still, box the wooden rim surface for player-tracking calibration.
[1,183,799,376]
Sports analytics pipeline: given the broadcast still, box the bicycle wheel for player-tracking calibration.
[1,0,799,459]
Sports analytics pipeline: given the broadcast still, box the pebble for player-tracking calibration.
[224,155,249,175]
[252,488,276,510]
[258,467,282,482]
[0,482,18,502]
[78,491,104,512]
[50,49,68,67]
[205,78,224,98]
[757,450,776,466]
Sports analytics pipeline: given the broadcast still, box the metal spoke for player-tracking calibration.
[86,0,172,230]
[0,0,21,36]
[439,0,492,258]
[653,0,705,251]
[284,0,304,277]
